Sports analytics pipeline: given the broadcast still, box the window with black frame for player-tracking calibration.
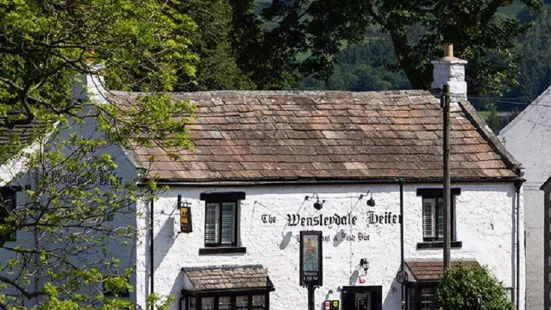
[0,188,16,242]
[416,188,462,248]
[183,294,268,310]
[199,192,246,254]
[422,196,445,241]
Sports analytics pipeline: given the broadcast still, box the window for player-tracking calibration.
[236,296,248,310]
[205,202,236,246]
[202,297,215,310]
[185,295,270,310]
[200,192,246,251]
[0,188,16,242]
[420,288,434,310]
[422,197,444,241]
[252,295,265,310]
[407,287,416,310]
[416,188,461,245]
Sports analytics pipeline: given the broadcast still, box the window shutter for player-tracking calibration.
[220,202,235,245]
[422,199,435,240]
[205,203,219,244]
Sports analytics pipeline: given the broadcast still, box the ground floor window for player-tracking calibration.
[420,288,434,310]
[406,285,435,310]
[182,294,269,310]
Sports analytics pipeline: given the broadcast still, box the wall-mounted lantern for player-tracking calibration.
[359,190,376,207]
[359,258,369,272]
[305,193,325,210]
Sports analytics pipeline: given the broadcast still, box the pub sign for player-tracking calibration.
[180,206,192,233]
[299,230,323,286]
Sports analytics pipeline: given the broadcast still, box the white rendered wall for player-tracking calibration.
[135,182,524,310]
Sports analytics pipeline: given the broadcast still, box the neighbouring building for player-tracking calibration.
[0,46,526,310]
[499,85,551,310]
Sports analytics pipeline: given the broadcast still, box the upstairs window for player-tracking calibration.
[0,188,16,242]
[417,188,461,243]
[200,192,245,248]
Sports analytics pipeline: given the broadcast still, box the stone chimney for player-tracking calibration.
[431,43,467,103]
[71,60,106,105]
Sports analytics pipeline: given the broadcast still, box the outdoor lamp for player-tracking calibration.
[360,258,369,272]
[359,190,376,207]
[305,193,325,210]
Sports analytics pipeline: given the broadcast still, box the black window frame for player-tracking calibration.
[0,187,17,242]
[182,292,270,310]
[200,192,245,249]
[416,188,462,248]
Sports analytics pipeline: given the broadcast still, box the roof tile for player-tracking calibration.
[109,90,520,182]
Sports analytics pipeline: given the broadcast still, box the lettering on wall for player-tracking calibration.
[286,214,358,227]
[260,212,401,227]
[294,231,370,243]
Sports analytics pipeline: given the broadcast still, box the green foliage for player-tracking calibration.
[259,0,543,95]
[433,265,514,310]
[505,6,551,103]
[0,0,196,308]
[483,101,501,133]
[292,38,410,91]
[169,0,256,91]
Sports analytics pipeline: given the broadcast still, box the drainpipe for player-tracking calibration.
[399,178,405,308]
[150,199,155,310]
[514,181,521,310]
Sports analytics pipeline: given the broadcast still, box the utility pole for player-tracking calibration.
[442,84,451,270]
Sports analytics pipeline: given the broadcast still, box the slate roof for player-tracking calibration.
[109,90,521,183]
[405,259,481,282]
[182,265,273,291]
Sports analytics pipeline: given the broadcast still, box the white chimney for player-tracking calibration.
[71,63,106,104]
[431,43,467,103]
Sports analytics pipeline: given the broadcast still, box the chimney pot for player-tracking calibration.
[444,43,453,58]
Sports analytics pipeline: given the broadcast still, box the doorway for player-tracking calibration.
[341,286,382,310]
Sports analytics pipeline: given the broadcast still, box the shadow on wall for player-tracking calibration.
[279,231,293,250]
[154,217,177,272]
[383,270,404,310]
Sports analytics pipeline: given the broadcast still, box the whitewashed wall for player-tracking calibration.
[135,182,524,310]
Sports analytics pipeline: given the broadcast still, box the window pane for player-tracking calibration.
[407,287,416,310]
[422,198,435,239]
[205,204,219,244]
[252,295,265,310]
[188,297,196,310]
[201,297,215,310]
[236,296,248,310]
[421,288,434,310]
[219,297,231,310]
[436,197,444,240]
[221,203,235,245]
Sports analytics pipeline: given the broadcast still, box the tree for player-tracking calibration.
[0,0,196,308]
[168,0,257,91]
[259,0,543,95]
[432,265,514,310]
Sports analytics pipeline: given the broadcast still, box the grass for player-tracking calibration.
[478,111,491,121]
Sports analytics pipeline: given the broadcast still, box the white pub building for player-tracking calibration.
[0,46,525,310]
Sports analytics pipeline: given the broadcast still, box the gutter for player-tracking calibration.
[139,176,525,187]
[514,181,522,310]
[150,199,154,310]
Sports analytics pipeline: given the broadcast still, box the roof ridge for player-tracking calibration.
[500,84,551,135]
